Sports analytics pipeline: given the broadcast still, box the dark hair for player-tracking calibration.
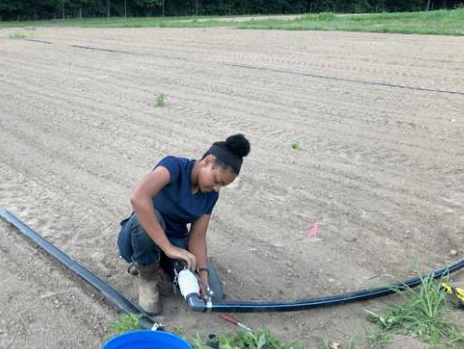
[223,134,251,158]
[202,134,250,174]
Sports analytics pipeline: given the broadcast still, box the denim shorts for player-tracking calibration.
[117,211,224,300]
[117,211,187,270]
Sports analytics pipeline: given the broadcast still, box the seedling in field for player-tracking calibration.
[9,32,28,39]
[155,93,167,107]
[172,326,185,336]
[291,141,300,150]
[365,332,392,349]
[191,329,298,349]
[108,313,142,334]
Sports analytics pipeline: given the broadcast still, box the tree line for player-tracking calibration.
[0,0,462,21]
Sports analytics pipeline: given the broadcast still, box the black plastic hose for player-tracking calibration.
[2,203,463,316]
[202,257,464,312]
[0,204,155,328]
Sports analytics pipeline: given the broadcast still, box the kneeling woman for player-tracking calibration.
[118,134,250,315]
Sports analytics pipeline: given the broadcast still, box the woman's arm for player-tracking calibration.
[130,166,197,269]
[188,214,211,287]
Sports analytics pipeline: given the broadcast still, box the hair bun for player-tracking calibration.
[225,134,250,158]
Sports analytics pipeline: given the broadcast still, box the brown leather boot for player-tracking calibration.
[138,263,162,315]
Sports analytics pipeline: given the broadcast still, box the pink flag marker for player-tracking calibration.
[307,221,320,237]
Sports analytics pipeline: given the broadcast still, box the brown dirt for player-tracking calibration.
[0,27,462,348]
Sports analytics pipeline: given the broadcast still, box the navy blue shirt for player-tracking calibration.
[153,156,219,238]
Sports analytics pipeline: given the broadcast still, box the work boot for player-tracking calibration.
[138,263,162,315]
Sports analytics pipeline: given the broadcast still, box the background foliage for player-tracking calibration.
[0,0,462,21]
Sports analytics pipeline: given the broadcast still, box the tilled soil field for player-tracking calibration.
[0,27,462,348]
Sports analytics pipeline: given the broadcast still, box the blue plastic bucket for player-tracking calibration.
[102,330,192,349]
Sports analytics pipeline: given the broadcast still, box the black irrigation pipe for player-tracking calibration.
[223,62,464,96]
[23,38,53,44]
[12,38,464,96]
[2,203,464,315]
[71,44,159,57]
[205,257,464,312]
[72,44,464,96]
[0,204,155,329]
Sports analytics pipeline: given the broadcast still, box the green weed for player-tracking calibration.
[366,272,464,347]
[155,93,167,107]
[291,141,300,150]
[347,334,357,349]
[321,335,330,349]
[9,32,28,39]
[172,326,186,336]
[108,313,142,334]
[191,329,298,349]
[365,332,392,349]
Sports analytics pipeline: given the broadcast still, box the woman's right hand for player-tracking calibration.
[164,245,197,270]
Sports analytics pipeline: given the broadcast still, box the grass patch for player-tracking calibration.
[365,332,393,349]
[366,271,464,348]
[9,32,28,39]
[0,8,462,35]
[237,8,464,35]
[0,15,240,29]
